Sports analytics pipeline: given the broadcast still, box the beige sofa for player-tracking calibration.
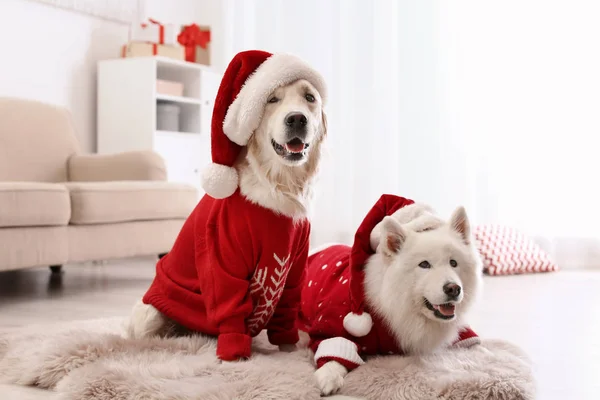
[0,97,198,272]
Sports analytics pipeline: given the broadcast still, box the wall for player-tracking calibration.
[0,0,220,153]
[143,0,199,25]
[0,0,130,152]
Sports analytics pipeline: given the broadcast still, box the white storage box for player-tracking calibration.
[157,103,181,132]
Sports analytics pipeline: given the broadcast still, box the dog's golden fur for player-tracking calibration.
[237,79,327,219]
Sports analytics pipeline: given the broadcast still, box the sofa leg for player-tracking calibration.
[49,265,63,274]
[158,253,168,260]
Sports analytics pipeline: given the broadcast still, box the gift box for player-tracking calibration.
[131,19,179,46]
[121,42,185,61]
[177,24,211,65]
[156,79,184,97]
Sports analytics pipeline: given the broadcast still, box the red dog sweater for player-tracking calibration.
[299,195,480,371]
[143,190,310,361]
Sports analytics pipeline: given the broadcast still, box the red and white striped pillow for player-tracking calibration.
[473,225,559,276]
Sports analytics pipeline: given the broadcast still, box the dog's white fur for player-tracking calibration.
[126,79,327,340]
[316,205,483,395]
[366,206,481,353]
[314,361,349,396]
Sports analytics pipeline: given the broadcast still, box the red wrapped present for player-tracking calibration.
[177,24,211,65]
[121,42,185,61]
[131,18,179,46]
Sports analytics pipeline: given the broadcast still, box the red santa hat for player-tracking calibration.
[343,194,416,337]
[201,50,328,199]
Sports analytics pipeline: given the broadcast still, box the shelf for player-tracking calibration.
[98,54,220,195]
[156,94,202,105]
[153,56,212,72]
[156,130,201,136]
[99,56,212,74]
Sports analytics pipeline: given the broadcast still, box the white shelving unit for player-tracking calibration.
[97,56,222,198]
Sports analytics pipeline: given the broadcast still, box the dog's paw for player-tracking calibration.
[314,361,347,396]
[278,343,297,353]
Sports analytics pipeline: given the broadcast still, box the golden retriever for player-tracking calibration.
[126,78,327,342]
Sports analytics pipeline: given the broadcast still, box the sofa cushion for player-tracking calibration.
[0,182,70,228]
[66,181,197,225]
[0,98,80,182]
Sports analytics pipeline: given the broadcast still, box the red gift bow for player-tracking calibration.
[139,18,165,44]
[177,24,211,62]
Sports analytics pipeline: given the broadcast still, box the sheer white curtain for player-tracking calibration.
[219,0,472,245]
[436,0,600,269]
[218,0,600,269]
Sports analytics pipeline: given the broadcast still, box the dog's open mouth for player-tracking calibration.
[424,298,456,320]
[271,138,309,160]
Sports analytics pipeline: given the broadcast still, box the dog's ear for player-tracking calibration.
[320,110,328,138]
[380,216,407,256]
[449,206,470,244]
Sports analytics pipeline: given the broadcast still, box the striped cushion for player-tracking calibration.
[473,225,559,275]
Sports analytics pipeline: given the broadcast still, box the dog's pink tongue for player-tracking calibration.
[285,142,304,153]
[435,304,456,316]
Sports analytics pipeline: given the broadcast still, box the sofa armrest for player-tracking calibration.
[68,151,167,182]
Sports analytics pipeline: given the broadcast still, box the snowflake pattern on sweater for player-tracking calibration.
[248,253,292,335]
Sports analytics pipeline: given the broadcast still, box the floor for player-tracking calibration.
[1,257,599,399]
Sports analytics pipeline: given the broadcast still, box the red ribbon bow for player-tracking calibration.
[177,24,211,62]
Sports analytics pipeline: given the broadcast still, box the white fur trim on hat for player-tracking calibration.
[369,203,442,250]
[343,312,373,337]
[201,163,239,199]
[223,53,328,146]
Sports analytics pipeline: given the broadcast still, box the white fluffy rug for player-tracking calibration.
[0,318,535,400]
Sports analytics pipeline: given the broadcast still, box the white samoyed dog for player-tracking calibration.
[308,203,483,395]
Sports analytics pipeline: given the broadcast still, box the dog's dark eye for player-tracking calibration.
[268,96,279,103]
[419,261,431,269]
[450,259,458,268]
[305,93,315,103]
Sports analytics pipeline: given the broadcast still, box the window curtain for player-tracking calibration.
[218,0,600,270]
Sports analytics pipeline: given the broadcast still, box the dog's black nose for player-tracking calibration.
[285,113,307,129]
[443,283,461,299]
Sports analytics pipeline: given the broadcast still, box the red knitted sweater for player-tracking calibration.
[143,190,310,361]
